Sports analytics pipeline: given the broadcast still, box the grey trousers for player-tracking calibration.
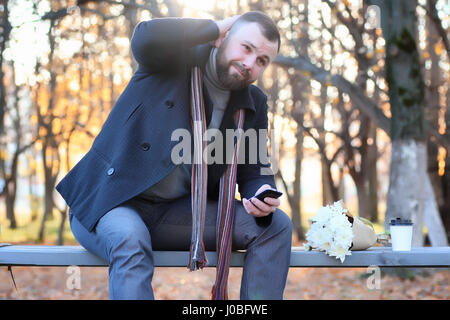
[69,195,293,300]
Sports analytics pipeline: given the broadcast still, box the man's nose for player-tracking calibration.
[242,55,256,70]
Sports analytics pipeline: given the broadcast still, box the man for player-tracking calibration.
[56,11,293,300]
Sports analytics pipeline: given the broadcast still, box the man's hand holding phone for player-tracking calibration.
[242,184,283,218]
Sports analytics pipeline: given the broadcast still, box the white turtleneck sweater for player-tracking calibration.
[138,48,231,202]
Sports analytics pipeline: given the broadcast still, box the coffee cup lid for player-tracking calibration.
[390,217,413,225]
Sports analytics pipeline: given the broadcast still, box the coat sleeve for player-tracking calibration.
[236,93,277,201]
[131,18,219,73]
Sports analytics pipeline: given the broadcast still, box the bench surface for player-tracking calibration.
[1,245,449,268]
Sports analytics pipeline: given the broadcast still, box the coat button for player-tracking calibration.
[140,142,150,151]
[165,100,174,108]
[107,168,115,176]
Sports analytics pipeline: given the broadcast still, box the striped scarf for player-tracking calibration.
[189,66,245,300]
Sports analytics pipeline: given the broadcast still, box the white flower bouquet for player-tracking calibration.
[303,200,377,263]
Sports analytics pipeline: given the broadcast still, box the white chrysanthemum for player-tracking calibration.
[308,226,334,251]
[329,214,352,230]
[310,207,332,224]
[317,240,332,251]
[334,229,353,245]
[304,200,354,263]
[329,243,352,263]
[330,200,348,215]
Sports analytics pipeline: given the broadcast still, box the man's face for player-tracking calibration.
[216,22,278,90]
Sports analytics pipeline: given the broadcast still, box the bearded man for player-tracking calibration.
[56,11,292,300]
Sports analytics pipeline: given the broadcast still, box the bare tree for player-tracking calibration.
[0,0,11,136]
[1,64,30,229]
[379,0,426,245]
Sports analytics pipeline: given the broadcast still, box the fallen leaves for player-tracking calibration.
[0,265,448,300]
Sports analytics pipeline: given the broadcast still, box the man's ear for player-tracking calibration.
[214,31,229,48]
[214,38,223,48]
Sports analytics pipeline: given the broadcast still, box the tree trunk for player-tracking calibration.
[4,74,21,230]
[292,117,304,240]
[424,9,446,243]
[381,0,427,246]
[367,123,379,222]
[28,167,39,222]
[319,83,334,206]
[321,161,334,205]
[0,1,12,227]
[442,76,450,240]
[282,0,311,241]
[0,0,11,136]
[38,141,54,242]
[442,152,450,241]
[38,18,58,242]
[355,178,370,220]
[125,0,138,73]
[424,174,449,246]
[57,209,66,245]
[5,181,17,229]
[386,140,427,246]
[4,136,20,231]
[289,72,305,241]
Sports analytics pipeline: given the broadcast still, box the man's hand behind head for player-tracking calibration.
[214,15,241,48]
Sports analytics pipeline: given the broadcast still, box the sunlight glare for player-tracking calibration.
[180,0,215,12]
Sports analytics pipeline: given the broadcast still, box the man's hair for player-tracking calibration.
[231,11,281,52]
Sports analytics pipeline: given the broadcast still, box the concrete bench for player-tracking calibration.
[1,245,450,268]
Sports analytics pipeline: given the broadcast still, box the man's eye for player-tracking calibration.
[258,58,266,66]
[243,44,250,51]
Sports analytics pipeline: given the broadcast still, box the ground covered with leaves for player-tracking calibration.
[1,264,448,300]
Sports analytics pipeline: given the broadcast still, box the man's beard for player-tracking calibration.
[216,41,252,90]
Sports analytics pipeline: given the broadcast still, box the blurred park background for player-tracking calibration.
[0,0,449,300]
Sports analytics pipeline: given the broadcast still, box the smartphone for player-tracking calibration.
[252,188,283,203]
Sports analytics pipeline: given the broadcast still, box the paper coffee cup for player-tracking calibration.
[389,218,413,251]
